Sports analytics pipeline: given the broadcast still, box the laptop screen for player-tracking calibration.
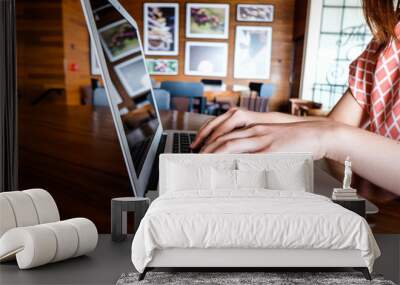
[90,1,159,176]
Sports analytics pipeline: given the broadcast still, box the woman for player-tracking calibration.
[191,0,400,196]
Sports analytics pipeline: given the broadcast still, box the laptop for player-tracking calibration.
[81,0,198,198]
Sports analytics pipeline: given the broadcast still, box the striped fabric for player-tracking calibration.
[348,23,400,140]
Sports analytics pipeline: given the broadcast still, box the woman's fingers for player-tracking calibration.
[202,109,249,147]
[190,108,238,149]
[208,135,273,154]
[201,124,271,153]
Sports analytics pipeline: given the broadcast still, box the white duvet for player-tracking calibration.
[131,190,380,273]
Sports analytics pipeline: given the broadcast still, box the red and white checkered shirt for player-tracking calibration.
[349,24,400,140]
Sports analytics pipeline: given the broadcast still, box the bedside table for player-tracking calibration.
[332,197,366,218]
[111,197,150,242]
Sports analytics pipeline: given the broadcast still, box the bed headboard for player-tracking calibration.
[159,153,314,195]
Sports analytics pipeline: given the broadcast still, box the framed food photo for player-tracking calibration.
[98,19,141,62]
[114,56,152,97]
[186,3,229,39]
[234,26,272,79]
[144,3,179,55]
[185,41,228,77]
[146,59,178,75]
[237,4,274,22]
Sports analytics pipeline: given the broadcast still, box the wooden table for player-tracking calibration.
[203,84,249,107]
[18,105,210,233]
[18,104,400,233]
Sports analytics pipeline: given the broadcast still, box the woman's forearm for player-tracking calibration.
[254,111,330,124]
[325,124,400,195]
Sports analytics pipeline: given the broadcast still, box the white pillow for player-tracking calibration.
[211,169,267,190]
[167,163,211,191]
[236,169,267,188]
[211,168,236,190]
[266,165,307,191]
[237,159,309,191]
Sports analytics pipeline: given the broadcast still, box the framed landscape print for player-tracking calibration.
[114,56,152,97]
[146,59,178,75]
[99,19,141,62]
[186,3,229,39]
[234,26,272,79]
[185,41,228,77]
[237,4,274,22]
[144,3,179,55]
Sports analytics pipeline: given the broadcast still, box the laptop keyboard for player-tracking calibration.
[172,133,198,153]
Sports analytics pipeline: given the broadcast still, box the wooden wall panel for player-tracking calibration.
[291,0,308,99]
[17,0,91,105]
[120,0,295,111]
[16,0,65,103]
[62,0,91,105]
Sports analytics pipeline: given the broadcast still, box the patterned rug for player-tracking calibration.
[116,271,395,285]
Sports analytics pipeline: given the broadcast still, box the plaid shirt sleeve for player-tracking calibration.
[348,40,379,113]
[347,33,400,140]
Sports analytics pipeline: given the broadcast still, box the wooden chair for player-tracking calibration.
[248,82,263,94]
[240,91,270,113]
[289,99,326,117]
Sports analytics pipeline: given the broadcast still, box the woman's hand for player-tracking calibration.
[200,120,338,160]
[190,108,305,150]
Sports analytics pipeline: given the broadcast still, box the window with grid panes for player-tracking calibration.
[312,0,372,109]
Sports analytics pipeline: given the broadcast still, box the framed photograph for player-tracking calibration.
[144,3,179,55]
[185,41,228,77]
[186,3,229,39]
[146,59,178,75]
[99,19,141,62]
[90,40,102,76]
[237,4,274,22]
[234,26,272,79]
[114,55,152,97]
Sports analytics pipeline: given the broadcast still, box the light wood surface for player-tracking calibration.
[18,105,400,233]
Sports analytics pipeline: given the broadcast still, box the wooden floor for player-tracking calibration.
[18,104,400,234]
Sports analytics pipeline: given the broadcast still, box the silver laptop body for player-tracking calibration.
[81,0,196,197]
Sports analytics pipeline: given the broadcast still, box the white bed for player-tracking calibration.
[131,154,380,280]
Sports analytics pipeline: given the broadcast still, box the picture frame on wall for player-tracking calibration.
[236,4,274,22]
[185,41,228,77]
[90,40,102,76]
[186,3,230,39]
[143,3,179,55]
[234,26,272,79]
[98,19,141,62]
[146,59,179,75]
[114,55,152,97]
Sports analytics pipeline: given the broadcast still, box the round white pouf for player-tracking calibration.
[1,191,39,227]
[0,196,17,237]
[24,189,60,224]
[42,221,79,262]
[0,225,57,269]
[65,218,98,257]
[0,218,98,269]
